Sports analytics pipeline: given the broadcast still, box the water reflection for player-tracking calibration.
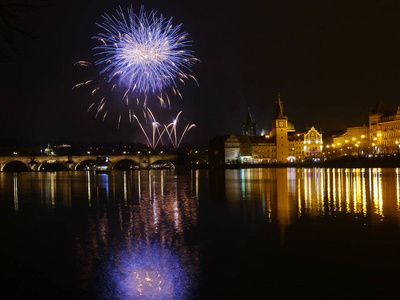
[0,170,200,298]
[107,243,193,299]
[5,168,400,297]
[5,168,400,227]
[73,170,199,299]
[13,172,18,212]
[224,167,400,227]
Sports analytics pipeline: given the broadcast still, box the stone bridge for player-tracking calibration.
[0,154,179,171]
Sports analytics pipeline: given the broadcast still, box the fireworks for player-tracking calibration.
[133,109,195,149]
[93,5,198,101]
[73,6,198,145]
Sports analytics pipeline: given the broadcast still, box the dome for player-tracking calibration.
[287,121,295,132]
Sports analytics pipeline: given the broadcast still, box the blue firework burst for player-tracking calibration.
[92,6,198,99]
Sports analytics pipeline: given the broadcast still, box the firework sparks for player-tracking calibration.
[74,61,91,67]
[92,5,198,101]
[73,5,198,144]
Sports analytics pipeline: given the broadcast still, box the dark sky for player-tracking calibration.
[1,0,400,148]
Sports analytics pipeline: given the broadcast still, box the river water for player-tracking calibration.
[1,168,400,299]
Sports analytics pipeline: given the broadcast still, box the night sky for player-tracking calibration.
[1,0,400,148]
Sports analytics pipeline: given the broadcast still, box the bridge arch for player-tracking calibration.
[38,160,67,171]
[2,160,30,172]
[112,159,140,171]
[74,159,97,171]
[190,157,209,166]
[0,154,179,171]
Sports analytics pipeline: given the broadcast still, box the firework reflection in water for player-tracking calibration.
[100,242,193,299]
[89,170,200,299]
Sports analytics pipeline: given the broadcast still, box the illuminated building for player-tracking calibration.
[369,100,400,154]
[224,134,241,163]
[270,93,289,162]
[303,126,323,160]
[332,124,368,155]
[330,100,400,155]
[209,94,323,164]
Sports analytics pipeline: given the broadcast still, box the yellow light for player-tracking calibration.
[377,133,381,137]
[337,143,341,146]
[361,135,365,138]
[352,138,356,141]
[345,140,348,143]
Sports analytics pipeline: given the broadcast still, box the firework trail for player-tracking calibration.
[132,109,195,149]
[163,111,196,149]
[133,108,166,149]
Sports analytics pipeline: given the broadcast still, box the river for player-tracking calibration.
[1,168,400,299]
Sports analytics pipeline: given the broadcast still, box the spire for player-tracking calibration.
[243,107,257,135]
[275,92,284,118]
[246,107,254,123]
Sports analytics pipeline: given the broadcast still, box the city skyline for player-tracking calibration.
[1,1,400,147]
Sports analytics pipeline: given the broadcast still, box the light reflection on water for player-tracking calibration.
[4,168,400,297]
[2,170,200,299]
[6,166,400,233]
[77,170,200,299]
[224,167,400,226]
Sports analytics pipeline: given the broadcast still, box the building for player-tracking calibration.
[331,124,368,155]
[224,134,240,163]
[303,126,323,160]
[368,100,400,154]
[242,107,257,136]
[209,94,323,165]
[270,93,289,163]
[328,100,400,156]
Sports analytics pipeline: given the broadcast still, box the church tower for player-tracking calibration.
[242,107,257,135]
[271,93,289,163]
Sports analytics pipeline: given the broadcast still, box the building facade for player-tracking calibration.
[329,100,400,156]
[271,94,289,163]
[369,101,400,154]
[212,94,323,165]
[303,126,323,160]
